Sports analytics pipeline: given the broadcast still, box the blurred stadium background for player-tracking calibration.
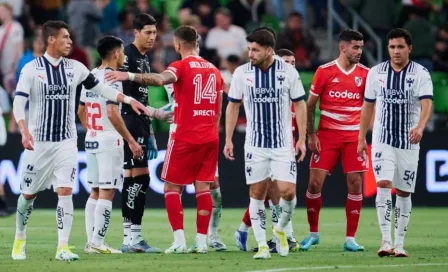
[0,0,448,210]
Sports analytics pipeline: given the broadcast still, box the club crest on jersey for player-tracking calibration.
[354,76,363,87]
[406,78,415,87]
[313,154,320,163]
[277,75,285,85]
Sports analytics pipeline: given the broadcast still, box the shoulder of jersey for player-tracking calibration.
[409,61,429,75]
[356,63,370,72]
[318,60,337,70]
[372,61,390,74]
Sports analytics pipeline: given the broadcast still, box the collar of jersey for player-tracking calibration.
[43,52,62,67]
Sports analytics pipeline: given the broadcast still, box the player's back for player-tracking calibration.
[168,56,223,144]
[81,67,122,152]
[311,61,369,131]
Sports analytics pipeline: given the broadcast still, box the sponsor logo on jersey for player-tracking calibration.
[332,78,339,83]
[355,76,362,87]
[45,94,70,100]
[86,91,99,98]
[138,86,148,94]
[193,110,215,117]
[329,90,360,100]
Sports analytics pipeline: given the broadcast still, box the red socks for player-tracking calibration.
[346,193,363,237]
[196,191,212,235]
[306,191,322,232]
[165,191,183,231]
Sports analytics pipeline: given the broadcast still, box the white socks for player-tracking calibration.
[238,222,250,232]
[209,188,222,235]
[15,194,35,240]
[85,198,97,244]
[92,199,112,246]
[268,200,280,228]
[278,197,296,231]
[174,229,186,246]
[394,195,412,248]
[56,195,74,247]
[376,188,392,242]
[249,197,267,248]
[131,224,143,245]
[123,220,131,245]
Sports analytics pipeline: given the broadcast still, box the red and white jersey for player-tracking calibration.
[80,67,123,152]
[310,60,369,131]
[166,55,223,144]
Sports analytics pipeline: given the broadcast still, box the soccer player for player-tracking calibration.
[224,30,307,259]
[78,36,146,254]
[118,13,161,253]
[11,21,150,261]
[106,25,223,254]
[358,28,433,257]
[236,48,300,253]
[299,30,369,252]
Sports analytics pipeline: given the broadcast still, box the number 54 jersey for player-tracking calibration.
[80,67,123,153]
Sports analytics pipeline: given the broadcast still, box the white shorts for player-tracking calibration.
[86,147,124,189]
[20,138,77,195]
[371,143,419,193]
[244,146,297,184]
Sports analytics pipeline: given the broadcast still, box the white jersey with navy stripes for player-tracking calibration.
[228,59,306,149]
[80,67,124,153]
[15,53,99,142]
[365,61,433,150]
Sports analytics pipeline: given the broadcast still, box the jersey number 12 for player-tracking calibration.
[193,74,217,104]
[86,102,103,131]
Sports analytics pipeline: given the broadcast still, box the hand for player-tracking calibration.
[130,99,151,116]
[21,128,34,150]
[153,108,174,124]
[147,134,158,160]
[295,138,306,162]
[307,133,321,153]
[223,141,234,160]
[105,71,129,83]
[357,138,368,163]
[409,126,424,144]
[129,140,143,159]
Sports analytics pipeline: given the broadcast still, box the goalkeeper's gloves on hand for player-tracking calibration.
[147,133,158,160]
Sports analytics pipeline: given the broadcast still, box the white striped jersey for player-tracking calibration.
[228,59,306,148]
[365,61,433,150]
[80,68,123,152]
[15,53,99,142]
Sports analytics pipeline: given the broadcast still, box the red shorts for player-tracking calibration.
[161,139,219,185]
[309,129,368,174]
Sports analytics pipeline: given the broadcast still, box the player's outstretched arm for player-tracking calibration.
[147,105,174,123]
[410,99,433,144]
[77,105,87,130]
[104,70,177,87]
[293,100,307,162]
[224,101,240,160]
[106,104,143,159]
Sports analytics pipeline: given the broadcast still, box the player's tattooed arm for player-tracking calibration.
[133,71,176,86]
[306,94,319,134]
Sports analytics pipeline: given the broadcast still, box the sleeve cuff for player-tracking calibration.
[309,91,319,97]
[291,95,306,102]
[419,95,433,100]
[15,92,29,98]
[364,97,376,103]
[79,101,85,106]
[165,69,178,82]
[228,96,242,102]
[106,101,119,105]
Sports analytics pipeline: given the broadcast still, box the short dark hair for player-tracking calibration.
[174,25,198,47]
[276,49,294,57]
[42,20,70,46]
[133,13,157,31]
[246,29,276,48]
[97,36,123,59]
[339,29,364,42]
[386,28,412,46]
[251,26,277,40]
[226,54,240,64]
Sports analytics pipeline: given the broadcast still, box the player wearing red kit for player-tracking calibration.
[106,26,223,254]
[299,30,369,252]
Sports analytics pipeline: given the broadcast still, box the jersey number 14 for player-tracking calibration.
[193,74,217,104]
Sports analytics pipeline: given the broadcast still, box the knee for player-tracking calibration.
[100,189,115,200]
[280,185,296,201]
[90,188,99,200]
[22,193,37,201]
[57,187,72,196]
[164,182,183,194]
[308,176,323,194]
[377,180,392,188]
[396,189,410,198]
[250,184,267,200]
[347,174,363,193]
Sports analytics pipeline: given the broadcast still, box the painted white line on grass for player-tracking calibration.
[248,262,448,272]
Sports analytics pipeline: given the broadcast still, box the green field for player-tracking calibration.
[1,208,448,272]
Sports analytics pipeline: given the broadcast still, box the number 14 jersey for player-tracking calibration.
[166,55,223,144]
[80,67,123,152]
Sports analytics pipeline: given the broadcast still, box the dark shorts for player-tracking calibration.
[122,114,150,170]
